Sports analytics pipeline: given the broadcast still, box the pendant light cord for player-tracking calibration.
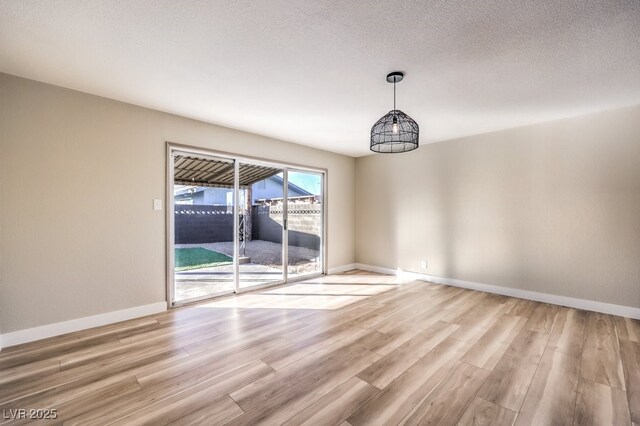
[393,78,396,110]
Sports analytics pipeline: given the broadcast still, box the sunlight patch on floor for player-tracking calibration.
[195,272,402,310]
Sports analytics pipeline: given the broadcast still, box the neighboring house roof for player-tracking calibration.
[174,175,313,198]
[267,175,312,196]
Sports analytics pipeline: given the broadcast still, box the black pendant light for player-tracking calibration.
[370,72,419,153]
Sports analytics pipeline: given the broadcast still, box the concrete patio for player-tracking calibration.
[175,240,321,301]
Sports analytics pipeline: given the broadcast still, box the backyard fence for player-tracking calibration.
[174,205,235,244]
[252,204,321,250]
[175,203,321,249]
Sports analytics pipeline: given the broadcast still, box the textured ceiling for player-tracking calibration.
[1,1,639,156]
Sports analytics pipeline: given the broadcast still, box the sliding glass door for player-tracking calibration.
[168,146,325,306]
[286,170,323,278]
[172,154,237,303]
[238,161,285,290]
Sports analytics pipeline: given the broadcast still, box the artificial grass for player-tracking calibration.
[175,247,233,271]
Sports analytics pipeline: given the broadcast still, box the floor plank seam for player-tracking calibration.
[614,317,630,393]
[452,362,496,426]
[476,395,518,414]
[397,370,451,425]
[483,397,520,417]
[519,331,551,410]
[459,359,493,373]
[572,312,597,425]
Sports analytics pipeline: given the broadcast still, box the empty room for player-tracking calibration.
[1,1,639,425]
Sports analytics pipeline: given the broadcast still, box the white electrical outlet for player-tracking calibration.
[153,199,162,211]
[420,260,428,269]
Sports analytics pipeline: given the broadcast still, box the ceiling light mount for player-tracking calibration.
[370,71,419,154]
[386,71,404,83]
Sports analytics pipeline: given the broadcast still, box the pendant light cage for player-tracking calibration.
[370,72,419,153]
[370,110,419,153]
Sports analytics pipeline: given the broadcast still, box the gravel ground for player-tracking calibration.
[176,240,321,274]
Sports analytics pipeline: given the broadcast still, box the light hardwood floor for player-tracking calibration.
[1,270,638,425]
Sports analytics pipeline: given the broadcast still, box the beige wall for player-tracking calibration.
[356,106,640,308]
[0,73,356,333]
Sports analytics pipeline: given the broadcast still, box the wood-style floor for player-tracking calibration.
[1,270,639,425]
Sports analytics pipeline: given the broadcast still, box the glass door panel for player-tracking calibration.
[237,162,285,289]
[286,170,323,278]
[173,154,236,303]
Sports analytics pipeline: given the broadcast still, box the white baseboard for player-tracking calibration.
[3,264,637,349]
[353,263,399,276]
[353,263,640,320]
[328,263,357,274]
[0,302,167,349]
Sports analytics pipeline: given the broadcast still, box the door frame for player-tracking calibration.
[165,142,328,308]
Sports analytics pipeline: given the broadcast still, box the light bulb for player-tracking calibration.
[392,117,399,134]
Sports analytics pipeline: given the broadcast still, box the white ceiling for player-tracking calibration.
[1,1,639,157]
